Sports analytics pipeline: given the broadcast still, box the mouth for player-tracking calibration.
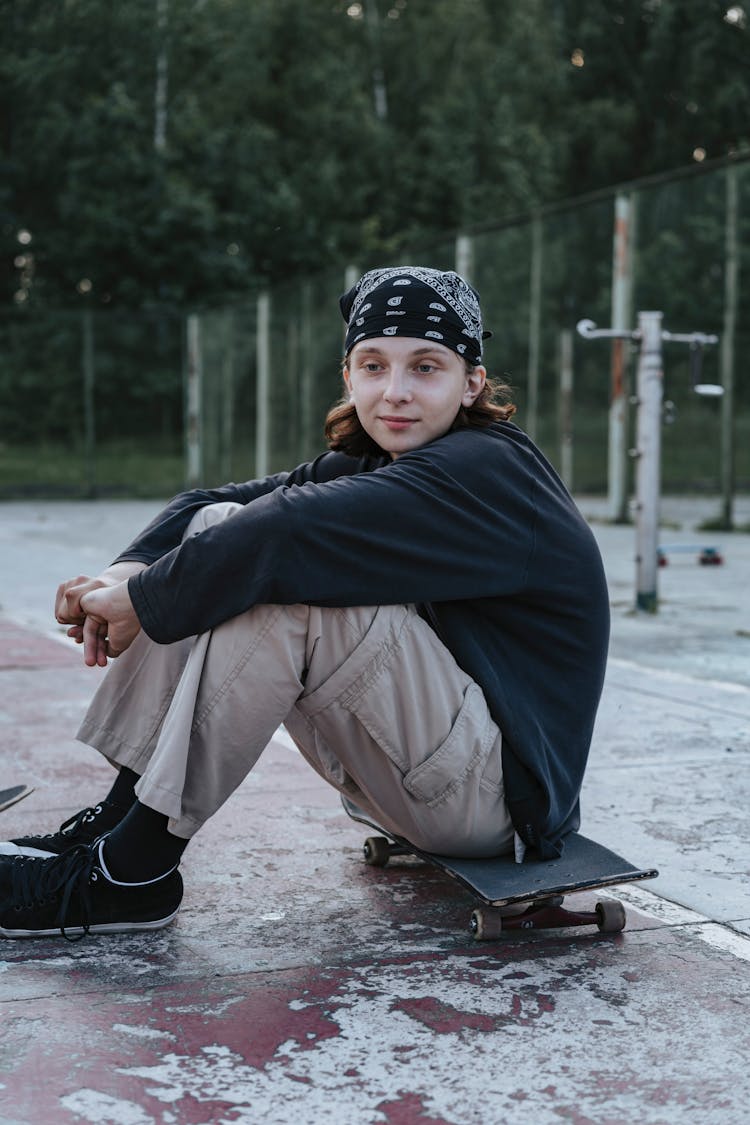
[379,416,418,431]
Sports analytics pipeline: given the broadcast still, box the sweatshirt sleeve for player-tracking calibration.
[113,451,379,565]
[128,431,536,643]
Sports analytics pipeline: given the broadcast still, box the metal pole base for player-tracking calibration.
[636,590,658,613]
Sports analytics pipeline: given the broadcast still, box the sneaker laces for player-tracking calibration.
[25,805,104,844]
[59,804,105,835]
[10,845,98,941]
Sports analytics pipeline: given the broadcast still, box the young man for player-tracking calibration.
[0,266,609,939]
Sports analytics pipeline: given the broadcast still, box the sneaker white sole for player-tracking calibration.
[0,843,56,858]
[0,906,181,938]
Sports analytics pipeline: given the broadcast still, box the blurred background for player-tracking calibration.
[2,0,748,519]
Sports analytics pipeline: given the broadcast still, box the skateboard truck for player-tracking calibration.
[358,824,655,941]
[469,897,627,939]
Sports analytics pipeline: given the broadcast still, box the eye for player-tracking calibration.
[416,363,435,374]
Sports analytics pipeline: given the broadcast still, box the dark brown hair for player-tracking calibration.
[324,361,517,458]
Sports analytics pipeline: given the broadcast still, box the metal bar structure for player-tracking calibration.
[299,281,314,461]
[255,292,271,479]
[608,192,636,523]
[184,312,203,488]
[342,264,360,356]
[558,328,574,490]
[81,308,96,498]
[220,310,234,481]
[577,315,719,613]
[719,164,739,529]
[526,214,543,442]
[154,0,169,153]
[631,311,664,612]
[455,233,474,283]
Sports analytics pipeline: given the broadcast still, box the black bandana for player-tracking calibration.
[339,266,491,366]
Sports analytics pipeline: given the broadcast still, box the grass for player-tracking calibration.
[698,516,750,533]
[1,411,748,502]
[0,441,184,499]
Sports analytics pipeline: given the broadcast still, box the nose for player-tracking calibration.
[383,366,412,403]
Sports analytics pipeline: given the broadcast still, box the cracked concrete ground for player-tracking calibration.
[0,495,748,1125]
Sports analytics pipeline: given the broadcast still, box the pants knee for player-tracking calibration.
[184,501,244,540]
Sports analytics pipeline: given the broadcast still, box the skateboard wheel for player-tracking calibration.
[470,908,504,941]
[595,898,626,933]
[363,836,391,867]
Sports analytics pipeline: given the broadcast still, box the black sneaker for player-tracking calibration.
[0,841,183,940]
[0,800,129,859]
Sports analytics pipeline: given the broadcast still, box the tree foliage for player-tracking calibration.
[1,0,748,310]
[558,0,750,187]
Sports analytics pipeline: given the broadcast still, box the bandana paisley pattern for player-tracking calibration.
[340,266,490,365]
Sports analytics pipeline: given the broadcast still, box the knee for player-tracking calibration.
[318,604,399,634]
[183,501,244,540]
[312,603,413,653]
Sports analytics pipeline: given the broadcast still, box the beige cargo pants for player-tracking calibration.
[77,503,514,858]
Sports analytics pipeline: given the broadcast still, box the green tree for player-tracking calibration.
[372,0,568,243]
[2,0,749,311]
[557,0,750,190]
[2,0,573,309]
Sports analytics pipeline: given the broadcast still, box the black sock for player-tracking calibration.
[100,801,188,883]
[102,766,141,811]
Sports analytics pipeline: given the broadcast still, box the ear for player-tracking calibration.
[462,364,486,406]
[342,366,353,399]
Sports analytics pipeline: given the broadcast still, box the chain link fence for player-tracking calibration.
[2,156,748,518]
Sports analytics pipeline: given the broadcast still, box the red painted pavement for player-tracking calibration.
[1,616,750,1124]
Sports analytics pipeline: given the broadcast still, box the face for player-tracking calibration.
[343,337,486,458]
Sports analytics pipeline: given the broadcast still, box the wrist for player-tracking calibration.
[102,561,148,583]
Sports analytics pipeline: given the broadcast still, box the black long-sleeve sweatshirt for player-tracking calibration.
[116,422,609,858]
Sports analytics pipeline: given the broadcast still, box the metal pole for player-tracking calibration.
[220,310,234,481]
[578,313,717,613]
[299,281,314,459]
[526,214,542,441]
[719,164,739,529]
[608,192,635,522]
[364,0,388,121]
[185,313,203,487]
[285,313,299,462]
[255,291,271,478]
[343,264,359,351]
[633,311,664,613]
[455,234,474,282]
[154,0,168,153]
[344,264,359,291]
[558,328,574,489]
[82,308,96,497]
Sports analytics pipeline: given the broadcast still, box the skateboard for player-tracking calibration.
[0,785,34,814]
[658,543,723,567]
[342,796,658,940]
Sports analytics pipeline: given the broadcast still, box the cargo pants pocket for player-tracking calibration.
[345,677,500,809]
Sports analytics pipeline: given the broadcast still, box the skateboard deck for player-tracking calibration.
[0,785,34,814]
[342,796,658,939]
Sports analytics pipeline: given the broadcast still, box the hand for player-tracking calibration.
[56,562,146,667]
[79,582,142,667]
[56,561,147,635]
[56,575,106,628]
